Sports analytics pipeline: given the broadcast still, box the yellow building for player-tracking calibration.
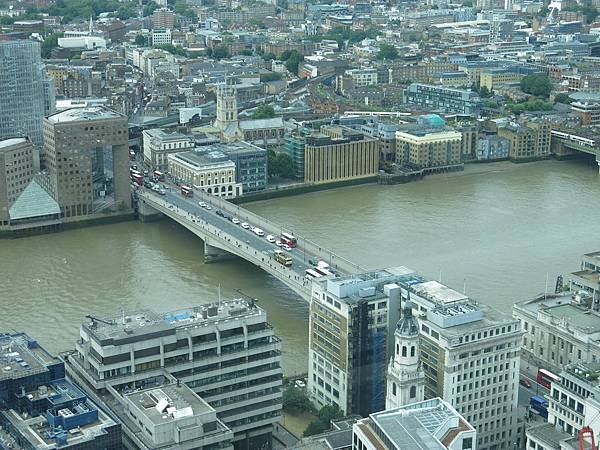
[304,126,379,184]
[497,119,551,160]
[479,69,522,90]
[395,127,462,168]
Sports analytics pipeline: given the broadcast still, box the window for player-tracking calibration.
[411,346,415,357]
[402,346,407,357]
[410,385,416,398]
[392,383,396,395]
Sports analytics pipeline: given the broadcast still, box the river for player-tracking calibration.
[1,159,599,376]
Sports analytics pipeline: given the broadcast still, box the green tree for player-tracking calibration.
[267,150,295,179]
[282,387,312,413]
[41,33,63,58]
[134,34,147,46]
[173,0,196,18]
[279,50,303,75]
[142,2,158,16]
[116,4,135,19]
[212,45,229,60]
[237,48,253,56]
[154,44,187,56]
[252,105,276,119]
[261,72,283,82]
[554,93,573,104]
[377,43,399,60]
[520,73,552,97]
[303,404,343,437]
[262,52,277,61]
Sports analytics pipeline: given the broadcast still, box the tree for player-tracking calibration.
[303,404,343,437]
[376,43,399,60]
[154,44,187,56]
[212,45,229,60]
[116,4,135,19]
[237,48,253,56]
[252,105,276,119]
[173,0,196,18]
[261,72,283,82]
[267,150,295,179]
[41,33,63,58]
[279,50,303,75]
[520,73,552,97]
[262,52,277,61]
[554,93,573,104]
[142,2,158,16]
[134,34,147,46]
[282,387,312,413]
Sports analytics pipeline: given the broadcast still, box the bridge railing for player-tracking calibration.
[191,189,367,275]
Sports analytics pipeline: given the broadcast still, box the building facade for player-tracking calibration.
[143,128,194,172]
[571,97,600,126]
[497,119,551,161]
[395,127,462,169]
[353,398,477,450]
[404,83,481,115]
[0,40,55,166]
[304,126,379,184]
[66,299,282,450]
[43,107,131,218]
[0,137,34,224]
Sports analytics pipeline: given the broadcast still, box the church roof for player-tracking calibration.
[239,117,283,131]
[396,299,419,337]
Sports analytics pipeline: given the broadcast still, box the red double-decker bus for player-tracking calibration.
[153,170,165,181]
[280,233,297,248]
[537,369,560,389]
[181,185,193,198]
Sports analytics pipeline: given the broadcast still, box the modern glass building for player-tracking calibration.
[0,40,55,165]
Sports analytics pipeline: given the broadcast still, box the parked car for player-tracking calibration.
[158,189,166,195]
[295,380,306,389]
[309,258,318,266]
[283,244,292,251]
[275,240,282,247]
[253,227,265,237]
[206,205,212,210]
[266,235,276,243]
[241,222,250,229]
[232,217,240,225]
[199,201,207,208]
[520,378,532,388]
[216,210,225,217]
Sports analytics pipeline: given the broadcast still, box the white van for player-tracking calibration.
[253,227,265,237]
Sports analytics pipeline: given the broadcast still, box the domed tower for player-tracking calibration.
[386,294,425,409]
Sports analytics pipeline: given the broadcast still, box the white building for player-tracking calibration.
[386,297,425,409]
[58,36,107,50]
[65,299,282,450]
[152,28,172,46]
[167,150,242,198]
[345,68,378,87]
[353,398,477,450]
[143,128,194,171]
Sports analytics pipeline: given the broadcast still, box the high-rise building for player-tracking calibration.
[0,332,122,449]
[385,297,425,409]
[0,40,55,167]
[66,299,282,450]
[0,137,35,224]
[43,107,130,218]
[353,398,477,450]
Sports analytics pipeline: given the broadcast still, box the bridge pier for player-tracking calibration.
[137,198,163,222]
[204,237,235,264]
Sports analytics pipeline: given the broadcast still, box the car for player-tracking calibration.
[143,170,149,176]
[253,227,265,237]
[266,235,276,243]
[158,189,166,195]
[131,165,138,170]
[295,380,306,389]
[275,240,282,247]
[152,185,160,192]
[519,378,532,388]
[206,205,212,210]
[241,222,250,229]
[216,210,224,217]
[308,258,318,266]
[283,244,292,251]
[232,217,240,225]
[199,201,207,208]
[144,181,152,188]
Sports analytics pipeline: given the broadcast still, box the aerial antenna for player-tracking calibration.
[218,284,222,304]
[463,278,467,295]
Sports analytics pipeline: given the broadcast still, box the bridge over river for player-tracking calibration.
[136,186,366,301]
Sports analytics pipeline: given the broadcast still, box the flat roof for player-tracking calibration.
[547,304,600,333]
[0,333,60,381]
[412,280,468,305]
[126,383,213,425]
[0,138,27,149]
[526,423,572,449]
[46,107,124,123]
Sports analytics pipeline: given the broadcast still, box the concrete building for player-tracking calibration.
[353,398,477,450]
[143,129,194,172]
[151,8,176,29]
[304,126,379,184]
[344,68,378,87]
[395,125,462,169]
[476,135,510,160]
[218,141,268,192]
[479,68,522,90]
[122,382,233,449]
[214,80,242,142]
[307,268,407,417]
[0,40,55,164]
[568,251,600,308]
[385,298,425,410]
[0,332,121,449]
[513,293,600,375]
[0,137,35,224]
[151,28,172,46]
[43,107,131,218]
[404,83,481,115]
[66,299,282,450]
[168,150,242,198]
[497,119,551,161]
[405,280,524,450]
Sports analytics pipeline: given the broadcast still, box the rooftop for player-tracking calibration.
[169,150,236,171]
[412,281,468,305]
[0,137,28,150]
[126,383,213,425]
[239,117,284,130]
[526,423,572,450]
[9,178,60,222]
[46,106,124,123]
[0,332,61,381]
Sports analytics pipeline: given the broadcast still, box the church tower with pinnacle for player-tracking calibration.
[386,292,425,409]
[214,77,241,142]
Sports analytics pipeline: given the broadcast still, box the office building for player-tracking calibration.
[479,69,522,90]
[122,382,233,449]
[404,83,481,115]
[526,362,600,450]
[0,332,121,449]
[285,128,309,180]
[513,292,600,375]
[151,8,176,29]
[400,280,524,450]
[43,107,131,218]
[151,28,172,47]
[66,299,282,450]
[385,298,425,410]
[304,126,379,184]
[568,251,600,308]
[219,141,268,192]
[395,124,462,170]
[353,398,477,450]
[0,137,35,224]
[497,119,551,161]
[143,128,194,172]
[344,68,378,87]
[0,40,55,165]
[307,268,406,417]
[570,94,600,126]
[168,150,242,198]
[476,135,510,160]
